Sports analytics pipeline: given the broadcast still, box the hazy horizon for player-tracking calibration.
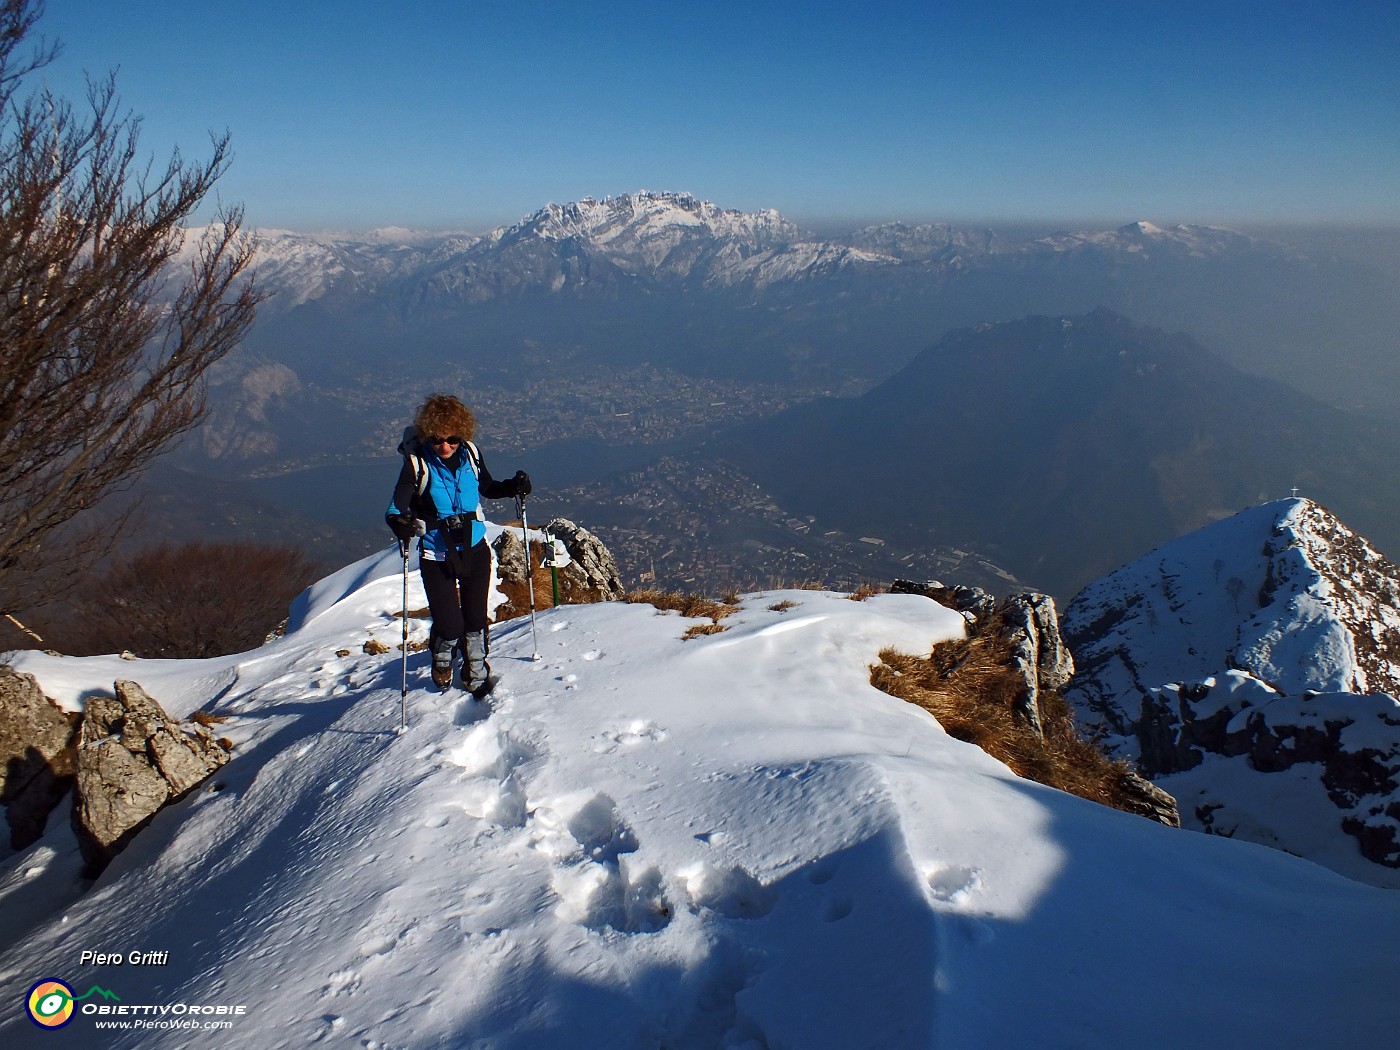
[34,1,1399,231]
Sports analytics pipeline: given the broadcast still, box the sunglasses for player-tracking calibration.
[427,435,462,446]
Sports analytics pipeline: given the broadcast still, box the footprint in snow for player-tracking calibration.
[925,863,983,906]
[677,860,776,920]
[594,720,667,753]
[445,722,530,781]
[547,794,671,934]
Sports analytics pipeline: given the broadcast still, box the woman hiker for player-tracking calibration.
[385,393,531,696]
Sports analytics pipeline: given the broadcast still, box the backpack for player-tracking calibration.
[398,425,485,523]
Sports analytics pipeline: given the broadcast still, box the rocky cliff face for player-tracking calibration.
[1064,498,1400,886]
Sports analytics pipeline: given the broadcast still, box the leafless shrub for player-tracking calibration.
[53,541,319,658]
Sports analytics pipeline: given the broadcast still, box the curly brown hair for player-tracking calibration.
[413,394,477,443]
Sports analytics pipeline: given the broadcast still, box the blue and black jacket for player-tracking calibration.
[386,439,519,560]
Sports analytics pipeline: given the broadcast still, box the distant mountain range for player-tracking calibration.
[227,190,1400,411]
[721,309,1400,599]
[160,192,1400,602]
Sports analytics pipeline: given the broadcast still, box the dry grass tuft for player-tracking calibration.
[625,589,740,622]
[871,635,1144,815]
[682,623,729,640]
[625,588,740,640]
[846,582,884,601]
[768,600,799,613]
[363,638,392,656]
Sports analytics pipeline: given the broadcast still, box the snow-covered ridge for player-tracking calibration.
[498,191,801,248]
[1064,497,1400,886]
[1067,498,1400,708]
[3,547,1399,1046]
[1028,219,1268,259]
[2,551,1400,1047]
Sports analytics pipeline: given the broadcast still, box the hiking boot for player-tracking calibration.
[463,631,492,696]
[431,637,455,690]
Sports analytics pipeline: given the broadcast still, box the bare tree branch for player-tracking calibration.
[0,0,262,611]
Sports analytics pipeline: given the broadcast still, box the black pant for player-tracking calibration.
[420,543,492,644]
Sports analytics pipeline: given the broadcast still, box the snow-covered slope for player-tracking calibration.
[1064,498,1400,886]
[4,548,1399,1048]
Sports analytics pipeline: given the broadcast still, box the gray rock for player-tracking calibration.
[0,667,79,850]
[72,680,230,876]
[891,580,996,624]
[544,518,625,601]
[997,592,1075,739]
[493,518,625,603]
[894,581,1074,738]
[1117,770,1182,828]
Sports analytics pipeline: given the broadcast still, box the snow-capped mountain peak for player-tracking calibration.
[1125,220,1168,236]
[1064,497,1400,886]
[496,190,803,251]
[1067,497,1400,702]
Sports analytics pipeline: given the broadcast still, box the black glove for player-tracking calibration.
[513,470,532,497]
[386,513,421,543]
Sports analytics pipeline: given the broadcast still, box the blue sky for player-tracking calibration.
[31,0,1400,231]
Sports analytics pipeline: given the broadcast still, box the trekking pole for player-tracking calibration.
[517,495,541,661]
[398,539,409,734]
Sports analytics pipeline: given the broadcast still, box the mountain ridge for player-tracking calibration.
[219,189,1400,413]
[1063,497,1400,885]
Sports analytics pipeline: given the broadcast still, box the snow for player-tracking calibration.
[1064,497,1400,888]
[1065,499,1379,713]
[3,548,1400,1048]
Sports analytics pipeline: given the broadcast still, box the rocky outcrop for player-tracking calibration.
[493,518,625,606]
[72,680,231,877]
[892,581,1073,738]
[1116,770,1183,828]
[0,667,79,850]
[882,581,1177,828]
[1128,674,1400,872]
[998,592,1075,739]
[542,518,625,601]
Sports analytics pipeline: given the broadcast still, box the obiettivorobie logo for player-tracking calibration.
[23,977,248,1032]
[25,979,120,1029]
